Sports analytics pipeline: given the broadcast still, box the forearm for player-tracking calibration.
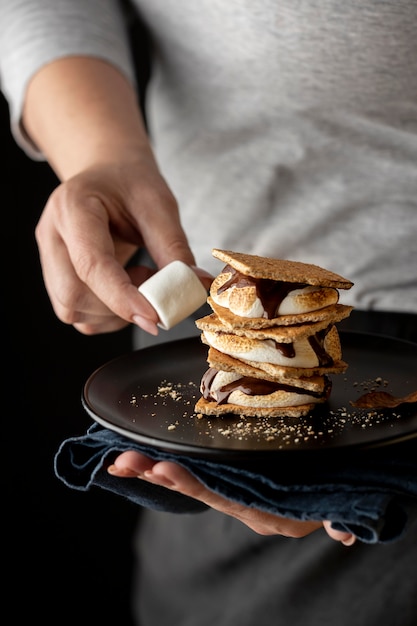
[23,56,152,180]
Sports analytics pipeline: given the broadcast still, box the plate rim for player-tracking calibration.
[82,330,417,458]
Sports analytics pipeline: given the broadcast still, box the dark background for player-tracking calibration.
[3,90,138,623]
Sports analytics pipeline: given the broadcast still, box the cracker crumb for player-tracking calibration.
[126,375,405,448]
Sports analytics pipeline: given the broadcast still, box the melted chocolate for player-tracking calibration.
[217,265,307,319]
[213,326,332,364]
[267,328,333,363]
[201,368,330,405]
[272,341,295,358]
[200,367,218,396]
[308,327,334,367]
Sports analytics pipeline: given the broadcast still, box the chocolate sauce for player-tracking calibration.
[272,341,295,358]
[217,265,307,319]
[201,368,330,405]
[308,327,334,367]
[200,367,218,396]
[263,329,333,363]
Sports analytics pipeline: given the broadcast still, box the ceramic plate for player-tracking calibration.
[82,331,417,458]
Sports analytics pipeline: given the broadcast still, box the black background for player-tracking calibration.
[3,91,138,623]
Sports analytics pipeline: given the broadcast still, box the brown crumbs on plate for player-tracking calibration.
[127,376,409,448]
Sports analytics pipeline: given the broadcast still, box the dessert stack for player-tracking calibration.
[195,249,353,418]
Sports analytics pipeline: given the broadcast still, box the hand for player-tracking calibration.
[35,156,211,335]
[323,520,357,546]
[108,451,356,544]
[25,57,212,335]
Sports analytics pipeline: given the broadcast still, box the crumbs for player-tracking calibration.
[193,403,404,449]
[128,376,407,449]
[352,376,389,392]
[130,380,198,417]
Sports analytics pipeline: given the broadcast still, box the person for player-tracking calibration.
[1,1,417,624]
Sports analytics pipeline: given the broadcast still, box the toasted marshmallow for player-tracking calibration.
[202,330,326,368]
[203,369,325,409]
[211,273,339,319]
[210,273,264,317]
[277,286,338,315]
[195,250,353,419]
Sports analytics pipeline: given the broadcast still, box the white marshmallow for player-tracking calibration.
[138,261,208,330]
[203,331,320,368]
[207,370,321,408]
[211,280,338,318]
[277,286,338,315]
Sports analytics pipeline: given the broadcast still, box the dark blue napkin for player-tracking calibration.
[55,422,417,544]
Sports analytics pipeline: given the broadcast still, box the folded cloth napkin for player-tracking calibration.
[55,422,417,544]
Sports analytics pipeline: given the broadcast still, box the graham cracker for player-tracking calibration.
[232,355,348,378]
[206,340,347,378]
[210,272,341,317]
[208,297,353,329]
[212,249,354,289]
[195,396,319,418]
[193,249,353,419]
[196,308,352,342]
[206,347,329,392]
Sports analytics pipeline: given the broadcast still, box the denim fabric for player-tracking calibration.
[55,422,417,544]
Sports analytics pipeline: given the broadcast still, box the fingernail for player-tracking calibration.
[132,314,159,335]
[107,464,139,478]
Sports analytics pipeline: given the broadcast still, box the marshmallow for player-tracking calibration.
[138,261,208,330]
[202,331,321,368]
[206,370,323,408]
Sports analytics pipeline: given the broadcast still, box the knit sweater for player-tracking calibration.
[1,0,417,313]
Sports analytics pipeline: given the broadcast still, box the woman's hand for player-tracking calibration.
[35,156,209,335]
[24,56,211,335]
[108,451,356,545]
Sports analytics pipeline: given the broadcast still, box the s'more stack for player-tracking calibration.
[195,249,353,418]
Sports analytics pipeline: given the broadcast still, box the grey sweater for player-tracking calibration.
[2,5,417,626]
[1,0,417,312]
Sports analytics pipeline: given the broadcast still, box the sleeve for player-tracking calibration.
[0,0,138,160]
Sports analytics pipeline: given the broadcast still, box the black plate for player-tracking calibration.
[82,331,417,458]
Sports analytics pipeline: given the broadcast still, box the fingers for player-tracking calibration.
[36,228,158,335]
[37,186,159,327]
[108,453,322,537]
[322,520,357,546]
[109,454,357,545]
[34,163,211,335]
[107,450,155,477]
